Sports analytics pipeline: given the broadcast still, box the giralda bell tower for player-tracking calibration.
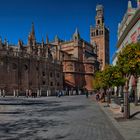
[90,5,109,70]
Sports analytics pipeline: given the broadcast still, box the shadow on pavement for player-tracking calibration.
[130,111,140,119]
[0,119,69,139]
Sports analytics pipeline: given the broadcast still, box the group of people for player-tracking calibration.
[56,90,63,97]
[95,90,105,102]
[55,89,91,98]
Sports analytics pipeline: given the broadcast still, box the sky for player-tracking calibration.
[0,0,137,63]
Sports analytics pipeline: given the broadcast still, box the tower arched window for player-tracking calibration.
[102,31,104,34]
[96,30,98,36]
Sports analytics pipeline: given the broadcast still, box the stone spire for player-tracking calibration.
[41,37,44,48]
[46,35,49,44]
[31,22,35,38]
[18,39,23,48]
[4,38,7,46]
[28,33,31,46]
[73,28,80,40]
[4,38,8,49]
[75,28,80,37]
[28,22,36,46]
[54,35,59,42]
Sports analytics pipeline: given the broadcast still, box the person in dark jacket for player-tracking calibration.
[85,89,89,98]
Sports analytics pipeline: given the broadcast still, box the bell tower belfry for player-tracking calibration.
[90,5,109,70]
[95,5,104,26]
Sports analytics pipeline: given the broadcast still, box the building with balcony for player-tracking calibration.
[112,0,140,100]
[113,0,140,65]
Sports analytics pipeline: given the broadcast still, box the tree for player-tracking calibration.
[110,65,125,88]
[117,43,140,118]
[102,65,125,104]
[93,70,107,102]
[93,71,105,90]
[93,65,125,103]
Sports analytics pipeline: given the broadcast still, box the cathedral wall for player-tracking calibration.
[0,49,63,96]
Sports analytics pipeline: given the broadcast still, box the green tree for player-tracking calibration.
[110,65,125,88]
[93,65,125,103]
[93,71,105,90]
[117,43,140,118]
[103,65,125,103]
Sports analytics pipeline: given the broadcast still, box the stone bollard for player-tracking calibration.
[39,90,42,97]
[26,89,28,97]
[13,89,16,97]
[2,89,5,97]
[16,89,19,97]
[37,89,39,97]
[0,89,2,97]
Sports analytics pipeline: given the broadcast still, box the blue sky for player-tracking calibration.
[0,0,137,63]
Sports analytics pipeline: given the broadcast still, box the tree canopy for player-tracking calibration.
[93,65,125,90]
[117,43,140,77]
[93,43,140,90]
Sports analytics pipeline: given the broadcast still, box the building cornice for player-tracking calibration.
[117,8,140,48]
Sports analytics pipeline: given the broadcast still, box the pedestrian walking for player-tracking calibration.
[85,89,89,98]
[58,90,61,97]
[96,92,100,101]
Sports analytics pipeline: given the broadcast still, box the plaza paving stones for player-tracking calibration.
[0,96,125,140]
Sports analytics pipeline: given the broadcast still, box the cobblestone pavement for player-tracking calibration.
[120,103,140,140]
[98,100,140,140]
[0,96,125,140]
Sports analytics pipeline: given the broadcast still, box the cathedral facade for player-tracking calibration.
[50,29,99,92]
[0,23,63,96]
[0,5,109,95]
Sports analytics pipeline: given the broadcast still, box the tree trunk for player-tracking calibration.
[103,89,106,102]
[116,86,118,97]
[106,88,110,106]
[134,77,138,106]
[134,85,138,106]
[108,88,111,103]
[123,81,130,119]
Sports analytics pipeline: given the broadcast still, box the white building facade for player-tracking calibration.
[112,0,140,99]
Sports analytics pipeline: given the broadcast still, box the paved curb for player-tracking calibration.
[99,103,126,140]
[90,97,126,140]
